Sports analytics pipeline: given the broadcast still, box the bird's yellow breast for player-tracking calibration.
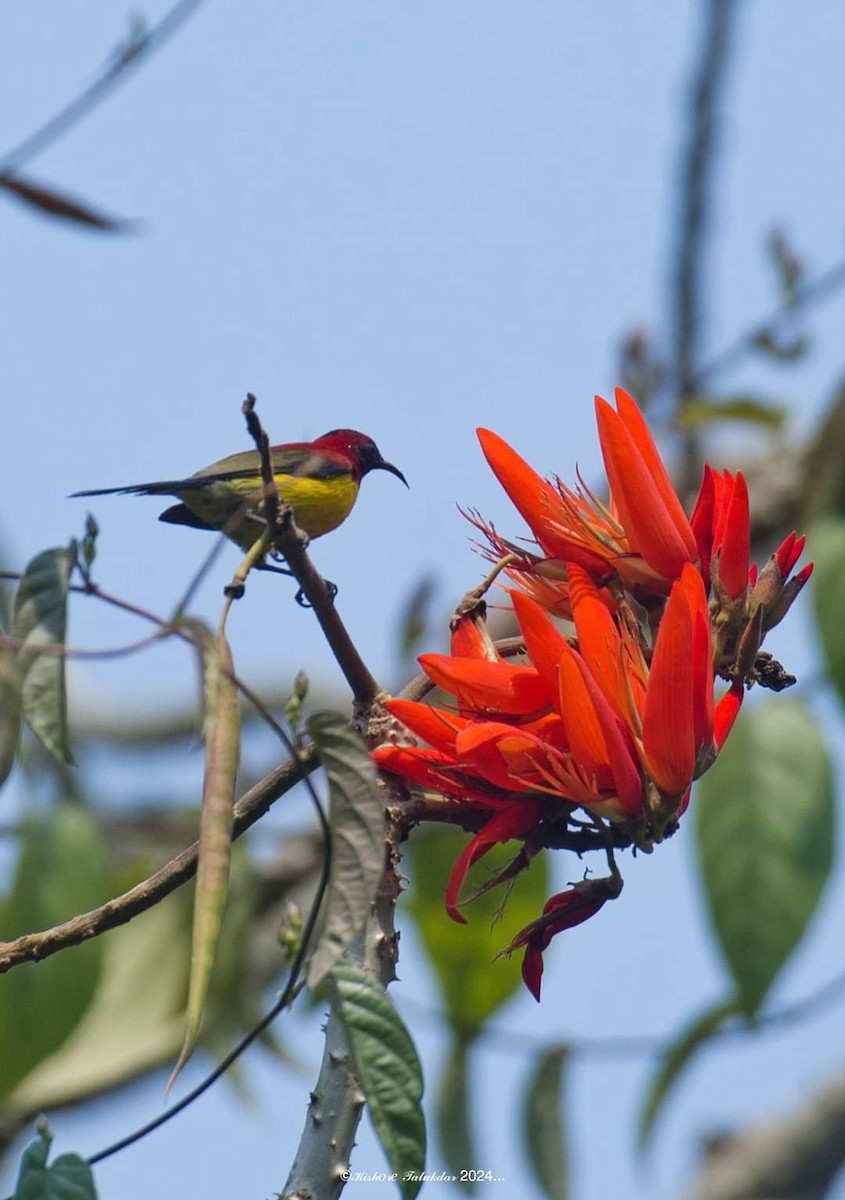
[274,471,361,538]
[176,470,361,549]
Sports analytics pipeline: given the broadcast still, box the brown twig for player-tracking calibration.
[242,392,279,527]
[694,255,845,388]
[397,793,634,853]
[0,0,209,175]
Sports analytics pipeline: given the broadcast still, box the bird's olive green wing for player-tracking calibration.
[183,447,354,487]
[71,446,353,500]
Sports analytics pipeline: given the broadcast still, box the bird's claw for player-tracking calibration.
[294,579,338,608]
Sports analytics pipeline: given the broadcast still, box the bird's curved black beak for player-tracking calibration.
[376,459,409,488]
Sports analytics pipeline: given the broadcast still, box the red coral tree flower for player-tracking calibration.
[374,388,810,999]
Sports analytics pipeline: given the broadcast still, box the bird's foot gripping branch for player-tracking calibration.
[374,388,812,1000]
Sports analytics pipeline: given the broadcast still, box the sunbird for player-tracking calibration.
[72,429,408,553]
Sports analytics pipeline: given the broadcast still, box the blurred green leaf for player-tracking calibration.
[765,227,803,300]
[811,518,845,705]
[405,826,548,1036]
[436,1035,476,1192]
[0,642,21,790]
[79,516,98,580]
[396,576,437,662]
[11,1124,97,1200]
[802,384,845,523]
[171,629,240,1089]
[306,712,385,990]
[522,1045,569,1200]
[618,328,663,412]
[751,330,808,362]
[12,548,74,766]
[637,999,741,1153]
[695,700,833,1016]
[198,851,270,1066]
[330,962,425,1200]
[0,807,108,1100]
[6,895,189,1117]
[678,396,787,432]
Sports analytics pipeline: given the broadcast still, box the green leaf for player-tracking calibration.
[330,962,425,1200]
[0,642,21,789]
[12,548,74,765]
[171,629,240,1088]
[522,1045,569,1200]
[436,1036,476,1192]
[405,826,548,1036]
[306,713,385,990]
[695,700,833,1016]
[637,999,741,1153]
[0,807,108,1100]
[751,330,808,362]
[810,518,845,706]
[396,576,436,662]
[678,395,787,432]
[11,1124,97,1199]
[802,386,845,523]
[7,896,190,1117]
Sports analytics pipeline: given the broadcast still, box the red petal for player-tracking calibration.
[372,744,462,793]
[514,889,607,1000]
[691,599,714,749]
[679,563,714,748]
[568,564,630,720]
[521,944,544,1002]
[445,799,547,923]
[454,722,542,791]
[557,643,610,775]
[477,428,562,545]
[419,654,549,715]
[510,590,570,706]
[717,471,750,599]
[642,569,696,794]
[477,428,610,572]
[596,391,698,579]
[557,643,642,815]
[451,612,499,660]
[714,682,743,750]
[690,464,715,586]
[383,697,469,754]
[775,531,807,578]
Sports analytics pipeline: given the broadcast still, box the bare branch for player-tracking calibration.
[0,0,208,175]
[686,1067,845,1200]
[695,256,845,388]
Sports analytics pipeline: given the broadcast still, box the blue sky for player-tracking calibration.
[2,3,845,1198]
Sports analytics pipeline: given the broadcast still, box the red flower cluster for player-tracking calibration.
[374,389,812,999]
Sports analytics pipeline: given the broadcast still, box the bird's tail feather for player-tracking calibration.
[70,470,264,500]
[71,479,200,499]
